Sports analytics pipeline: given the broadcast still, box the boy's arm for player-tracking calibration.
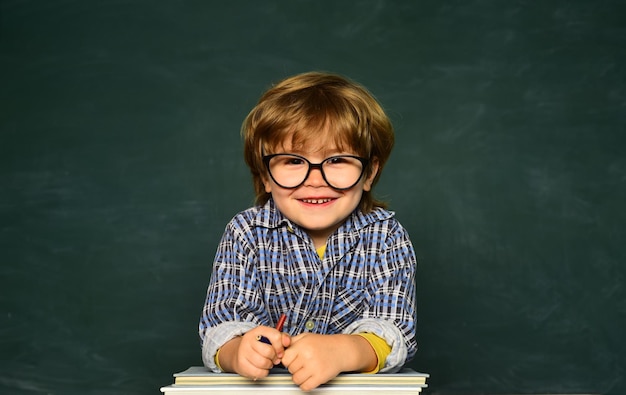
[199,218,272,372]
[343,221,418,371]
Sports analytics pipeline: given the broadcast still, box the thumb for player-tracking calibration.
[281,333,291,348]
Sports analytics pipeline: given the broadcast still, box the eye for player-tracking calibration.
[326,156,348,165]
[285,157,305,165]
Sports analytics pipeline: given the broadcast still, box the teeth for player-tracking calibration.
[302,198,332,204]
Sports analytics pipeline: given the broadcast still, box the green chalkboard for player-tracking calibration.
[1,1,624,394]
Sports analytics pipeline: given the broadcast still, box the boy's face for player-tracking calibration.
[262,140,378,248]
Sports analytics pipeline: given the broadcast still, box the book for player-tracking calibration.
[160,366,428,394]
[160,384,423,394]
[173,366,428,386]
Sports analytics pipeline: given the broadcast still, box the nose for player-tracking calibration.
[303,164,328,186]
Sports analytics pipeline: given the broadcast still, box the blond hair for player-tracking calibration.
[242,71,394,212]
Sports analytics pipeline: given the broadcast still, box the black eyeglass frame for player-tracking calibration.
[262,153,370,190]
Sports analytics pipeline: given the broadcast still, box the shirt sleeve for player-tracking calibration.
[202,321,257,372]
[198,217,269,371]
[345,219,418,372]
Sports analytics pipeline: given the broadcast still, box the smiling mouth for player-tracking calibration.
[300,198,334,204]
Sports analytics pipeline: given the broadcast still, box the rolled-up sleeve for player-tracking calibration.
[201,321,257,372]
[351,221,417,371]
[199,218,269,371]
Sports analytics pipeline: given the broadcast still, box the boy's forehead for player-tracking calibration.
[272,126,352,154]
[276,139,349,156]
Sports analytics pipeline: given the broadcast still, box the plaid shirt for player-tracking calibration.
[199,199,417,372]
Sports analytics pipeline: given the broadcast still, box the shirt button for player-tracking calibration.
[305,320,315,330]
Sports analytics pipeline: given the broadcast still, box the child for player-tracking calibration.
[199,71,417,391]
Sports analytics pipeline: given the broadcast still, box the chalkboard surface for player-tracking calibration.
[1,1,624,394]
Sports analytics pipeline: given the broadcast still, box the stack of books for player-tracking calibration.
[160,366,428,394]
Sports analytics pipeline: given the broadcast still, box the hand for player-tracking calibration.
[218,326,291,380]
[281,333,376,391]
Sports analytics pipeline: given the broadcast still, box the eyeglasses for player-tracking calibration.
[263,153,369,190]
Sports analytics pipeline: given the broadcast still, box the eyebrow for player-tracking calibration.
[282,147,354,157]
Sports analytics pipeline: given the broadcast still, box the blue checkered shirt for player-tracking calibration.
[199,199,417,372]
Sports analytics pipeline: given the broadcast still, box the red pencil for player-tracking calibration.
[276,313,287,332]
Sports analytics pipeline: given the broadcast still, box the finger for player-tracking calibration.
[259,348,283,368]
[292,368,315,390]
[281,333,291,348]
[299,377,321,392]
[289,333,308,344]
[280,346,296,369]
[241,354,273,379]
[251,351,275,370]
[256,331,288,360]
[284,355,304,375]
[242,343,275,371]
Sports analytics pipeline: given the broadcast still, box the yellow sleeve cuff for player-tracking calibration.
[214,348,223,371]
[356,332,392,373]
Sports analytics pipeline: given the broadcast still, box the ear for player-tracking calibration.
[262,174,272,193]
[362,158,379,192]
